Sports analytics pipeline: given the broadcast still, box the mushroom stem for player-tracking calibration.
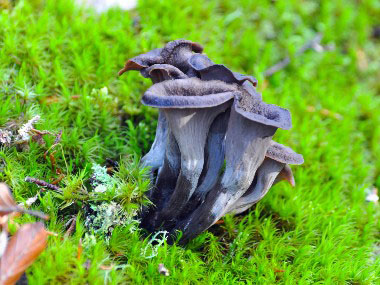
[225,141,303,215]
[177,109,230,220]
[139,132,181,231]
[141,111,168,179]
[157,101,231,223]
[224,158,284,215]
[178,107,277,242]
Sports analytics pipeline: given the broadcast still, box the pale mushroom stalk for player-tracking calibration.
[141,78,238,226]
[225,141,303,215]
[177,109,230,220]
[224,158,284,215]
[140,111,168,179]
[140,64,188,178]
[157,101,230,222]
[226,164,295,215]
[177,100,292,243]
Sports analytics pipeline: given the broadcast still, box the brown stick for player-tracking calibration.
[64,216,77,238]
[0,206,49,220]
[263,34,323,77]
[25,176,61,192]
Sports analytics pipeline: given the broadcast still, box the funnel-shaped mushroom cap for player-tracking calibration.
[198,64,258,87]
[160,40,203,68]
[140,64,188,82]
[242,81,262,100]
[188,54,258,87]
[118,48,163,75]
[119,40,203,76]
[142,78,239,108]
[274,164,295,187]
[235,93,292,130]
[266,141,304,165]
[188,54,214,70]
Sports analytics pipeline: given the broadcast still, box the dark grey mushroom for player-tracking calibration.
[118,40,203,76]
[118,48,163,75]
[188,53,261,99]
[160,40,204,73]
[188,54,214,70]
[140,111,168,172]
[120,62,189,177]
[273,164,295,186]
[188,53,257,87]
[142,78,238,224]
[118,40,304,244]
[225,142,303,215]
[140,132,181,231]
[177,109,231,221]
[141,64,188,82]
[177,98,292,243]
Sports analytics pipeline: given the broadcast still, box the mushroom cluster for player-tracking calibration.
[119,40,304,244]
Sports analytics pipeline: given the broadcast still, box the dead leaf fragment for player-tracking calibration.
[0,230,8,258]
[0,222,49,285]
[0,183,17,217]
[158,263,169,276]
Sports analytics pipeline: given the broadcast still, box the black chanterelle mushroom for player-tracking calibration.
[118,39,304,243]
[177,96,292,243]
[140,131,181,231]
[120,59,189,178]
[225,142,304,215]
[176,109,231,222]
[118,40,203,76]
[142,78,239,224]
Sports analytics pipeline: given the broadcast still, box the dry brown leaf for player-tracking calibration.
[0,230,8,258]
[64,216,76,238]
[0,183,17,217]
[0,222,49,285]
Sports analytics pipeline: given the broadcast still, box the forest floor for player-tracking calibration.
[0,0,379,283]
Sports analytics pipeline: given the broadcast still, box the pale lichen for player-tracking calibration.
[90,163,116,193]
[140,230,168,259]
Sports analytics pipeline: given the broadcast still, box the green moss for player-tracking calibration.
[0,0,379,283]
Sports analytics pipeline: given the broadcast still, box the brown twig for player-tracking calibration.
[263,33,324,77]
[25,176,61,192]
[31,129,54,136]
[44,130,63,160]
[64,216,77,238]
[0,206,49,220]
[53,130,63,145]
[51,174,65,185]
[49,151,57,172]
